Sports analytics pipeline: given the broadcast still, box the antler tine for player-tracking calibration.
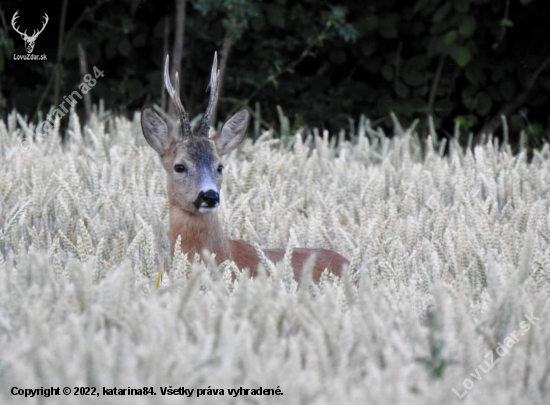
[163,54,192,138]
[199,52,220,136]
[11,11,25,37]
[36,13,49,35]
[175,71,181,101]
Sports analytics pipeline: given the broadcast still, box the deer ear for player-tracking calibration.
[215,108,250,156]
[141,107,173,155]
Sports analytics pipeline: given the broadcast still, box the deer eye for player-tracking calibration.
[217,164,224,174]
[174,164,187,173]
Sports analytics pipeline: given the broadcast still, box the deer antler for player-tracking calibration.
[28,13,49,41]
[164,54,192,138]
[199,52,220,136]
[11,11,28,38]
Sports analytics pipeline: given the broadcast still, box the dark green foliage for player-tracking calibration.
[0,0,549,147]
[415,308,457,379]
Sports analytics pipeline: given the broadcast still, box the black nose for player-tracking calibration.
[200,189,219,207]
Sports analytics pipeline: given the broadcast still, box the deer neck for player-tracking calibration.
[169,204,232,263]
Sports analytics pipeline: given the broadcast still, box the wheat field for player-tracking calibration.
[0,110,549,404]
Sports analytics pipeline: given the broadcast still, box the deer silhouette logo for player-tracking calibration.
[11,10,49,54]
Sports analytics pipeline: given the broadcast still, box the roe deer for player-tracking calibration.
[140,53,349,282]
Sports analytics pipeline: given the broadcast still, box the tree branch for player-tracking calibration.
[227,26,330,118]
[33,5,99,121]
[493,0,511,50]
[54,0,69,107]
[77,42,92,122]
[479,57,550,137]
[0,4,9,33]
[168,0,187,122]
[161,16,170,111]
[211,14,237,125]
[427,55,445,113]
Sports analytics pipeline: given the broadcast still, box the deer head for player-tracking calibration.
[11,11,49,54]
[141,53,250,214]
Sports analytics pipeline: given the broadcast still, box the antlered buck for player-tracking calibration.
[141,53,349,282]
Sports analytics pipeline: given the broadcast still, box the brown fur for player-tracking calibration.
[170,205,349,282]
[160,138,223,214]
[141,58,349,283]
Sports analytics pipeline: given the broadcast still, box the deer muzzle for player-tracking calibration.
[194,189,220,213]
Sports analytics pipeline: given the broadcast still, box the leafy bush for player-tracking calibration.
[1,0,548,147]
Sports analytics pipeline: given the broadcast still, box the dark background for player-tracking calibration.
[0,0,549,148]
